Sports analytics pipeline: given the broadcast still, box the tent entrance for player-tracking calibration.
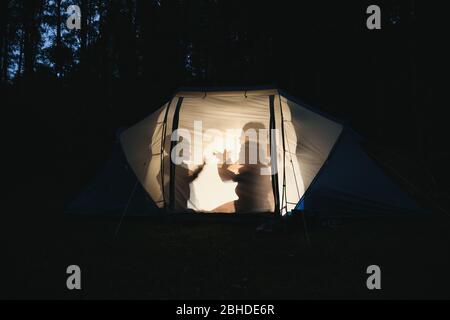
[169,95,277,213]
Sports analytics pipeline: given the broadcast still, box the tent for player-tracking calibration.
[67,87,421,217]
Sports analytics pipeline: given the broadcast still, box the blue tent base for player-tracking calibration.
[295,130,425,217]
[65,142,160,216]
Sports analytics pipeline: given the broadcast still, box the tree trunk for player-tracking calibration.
[80,0,89,67]
[55,0,62,77]
[136,0,155,79]
[23,0,42,80]
[0,0,9,83]
[23,0,34,78]
[17,27,24,78]
[125,0,137,79]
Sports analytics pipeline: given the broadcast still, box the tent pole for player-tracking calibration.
[115,179,139,236]
[160,98,173,210]
[278,93,288,215]
[169,97,184,210]
[269,95,280,214]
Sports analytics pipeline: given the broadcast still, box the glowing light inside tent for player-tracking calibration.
[187,151,238,212]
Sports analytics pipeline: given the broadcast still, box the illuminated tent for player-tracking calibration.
[67,88,421,216]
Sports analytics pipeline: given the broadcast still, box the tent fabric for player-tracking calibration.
[298,130,421,216]
[176,89,278,98]
[67,87,422,217]
[120,102,169,209]
[278,96,343,214]
[65,142,158,215]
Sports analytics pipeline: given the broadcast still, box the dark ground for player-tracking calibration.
[4,210,450,300]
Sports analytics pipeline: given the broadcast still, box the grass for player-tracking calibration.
[4,210,450,300]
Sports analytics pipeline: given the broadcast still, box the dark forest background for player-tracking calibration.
[1,0,448,212]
